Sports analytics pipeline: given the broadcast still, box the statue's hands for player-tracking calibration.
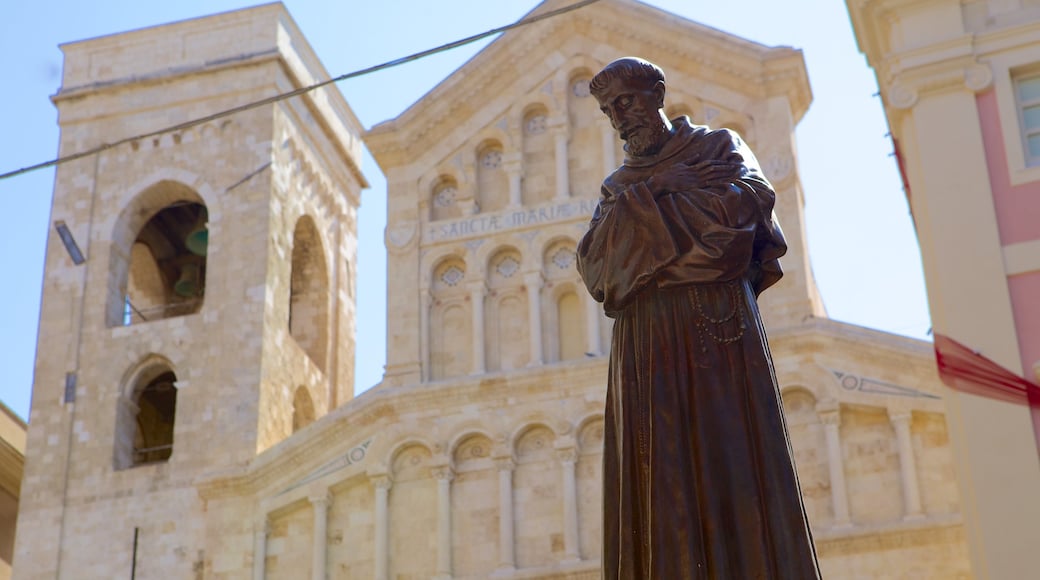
[647,159,744,198]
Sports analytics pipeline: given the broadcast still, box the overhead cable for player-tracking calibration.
[0,0,602,181]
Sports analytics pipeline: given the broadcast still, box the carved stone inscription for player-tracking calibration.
[425,199,598,243]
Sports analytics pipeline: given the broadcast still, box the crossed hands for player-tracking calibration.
[646,157,744,198]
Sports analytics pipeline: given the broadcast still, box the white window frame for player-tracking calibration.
[990,48,1040,184]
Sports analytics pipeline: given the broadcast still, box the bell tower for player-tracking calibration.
[14,5,367,578]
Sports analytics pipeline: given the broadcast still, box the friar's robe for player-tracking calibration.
[577,118,821,579]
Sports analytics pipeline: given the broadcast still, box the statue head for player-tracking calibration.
[590,57,672,156]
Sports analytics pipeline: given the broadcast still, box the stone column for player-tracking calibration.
[557,447,581,563]
[818,405,851,527]
[523,272,544,366]
[494,457,516,572]
[468,282,486,374]
[599,118,617,173]
[889,410,925,519]
[582,290,601,357]
[310,492,331,580]
[504,159,523,208]
[432,466,455,579]
[420,290,431,382]
[553,127,570,200]
[252,516,269,580]
[371,473,393,580]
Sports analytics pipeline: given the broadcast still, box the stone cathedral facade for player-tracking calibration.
[15,1,971,579]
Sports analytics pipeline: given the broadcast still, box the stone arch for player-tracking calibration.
[541,237,581,362]
[113,354,179,470]
[486,245,525,286]
[575,414,605,560]
[289,215,330,372]
[430,301,470,381]
[512,423,561,568]
[551,282,584,363]
[448,430,497,577]
[475,138,508,213]
[520,100,556,206]
[776,365,831,402]
[430,254,468,293]
[429,254,471,380]
[291,386,316,433]
[387,441,437,579]
[107,180,209,327]
[780,385,830,527]
[507,419,562,452]
[428,174,462,222]
[486,245,528,372]
[542,236,578,280]
[566,65,603,199]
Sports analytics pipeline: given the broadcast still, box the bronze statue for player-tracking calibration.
[577,57,821,579]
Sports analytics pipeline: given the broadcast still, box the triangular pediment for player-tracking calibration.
[365,0,811,170]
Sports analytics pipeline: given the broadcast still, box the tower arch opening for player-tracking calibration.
[289,215,330,372]
[114,358,179,469]
[108,181,208,327]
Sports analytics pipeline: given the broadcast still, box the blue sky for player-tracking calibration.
[0,0,930,421]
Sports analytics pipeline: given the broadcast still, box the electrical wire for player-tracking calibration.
[0,0,602,181]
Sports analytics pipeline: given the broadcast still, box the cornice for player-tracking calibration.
[769,316,934,359]
[195,357,609,500]
[883,57,992,109]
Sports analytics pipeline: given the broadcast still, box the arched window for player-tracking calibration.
[114,359,178,469]
[289,215,329,372]
[108,181,208,327]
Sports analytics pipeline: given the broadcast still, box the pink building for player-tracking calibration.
[848,1,1040,577]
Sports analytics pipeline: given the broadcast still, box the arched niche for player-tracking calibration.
[429,175,462,222]
[566,68,601,198]
[554,285,584,362]
[289,215,330,372]
[388,443,436,579]
[476,140,508,213]
[450,432,497,577]
[512,424,560,568]
[521,103,554,206]
[487,247,528,372]
[429,257,471,380]
[108,180,209,327]
[576,417,604,560]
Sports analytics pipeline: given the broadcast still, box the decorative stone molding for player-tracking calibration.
[887,82,919,110]
[964,62,993,92]
[886,60,993,110]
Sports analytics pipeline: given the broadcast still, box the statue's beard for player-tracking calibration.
[624,122,668,156]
